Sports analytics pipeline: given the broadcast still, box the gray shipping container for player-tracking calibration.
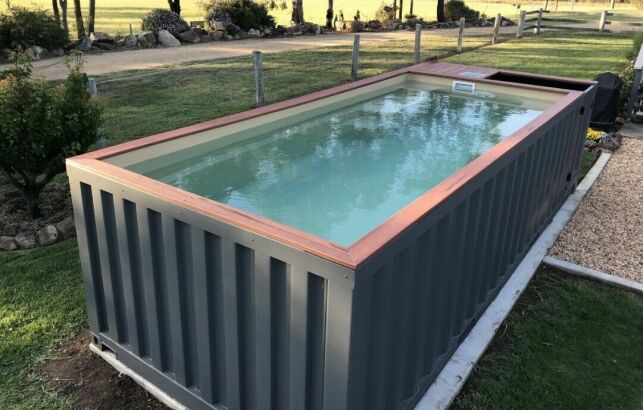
[67,62,595,410]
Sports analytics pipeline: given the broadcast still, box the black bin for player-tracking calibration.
[590,72,623,129]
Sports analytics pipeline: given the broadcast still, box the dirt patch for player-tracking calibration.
[0,182,72,237]
[39,331,167,409]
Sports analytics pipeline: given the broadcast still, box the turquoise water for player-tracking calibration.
[139,88,543,246]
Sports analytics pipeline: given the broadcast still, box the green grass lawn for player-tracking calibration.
[454,266,643,409]
[0,241,85,409]
[6,0,643,35]
[0,31,641,408]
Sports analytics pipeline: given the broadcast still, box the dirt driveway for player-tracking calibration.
[23,28,506,80]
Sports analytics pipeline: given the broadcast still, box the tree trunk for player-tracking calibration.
[398,0,403,19]
[409,0,414,16]
[437,0,445,22]
[291,0,303,24]
[73,0,85,38]
[52,0,61,26]
[167,0,181,15]
[87,0,95,34]
[325,0,333,28]
[59,0,68,35]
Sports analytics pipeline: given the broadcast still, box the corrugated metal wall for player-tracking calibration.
[68,170,354,410]
[347,89,595,409]
[70,87,593,410]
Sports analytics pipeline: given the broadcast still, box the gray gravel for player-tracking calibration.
[549,138,643,283]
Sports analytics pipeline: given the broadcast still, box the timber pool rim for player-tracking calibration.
[68,62,595,270]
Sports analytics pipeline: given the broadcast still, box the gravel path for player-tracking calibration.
[550,138,643,283]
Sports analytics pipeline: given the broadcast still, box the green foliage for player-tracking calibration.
[0,7,68,51]
[617,34,643,115]
[203,0,275,31]
[444,0,480,21]
[0,54,101,217]
[140,8,189,35]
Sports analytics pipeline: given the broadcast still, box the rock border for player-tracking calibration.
[0,215,75,251]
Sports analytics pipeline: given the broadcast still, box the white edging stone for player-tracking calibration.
[415,151,612,410]
[89,344,186,410]
[543,256,643,294]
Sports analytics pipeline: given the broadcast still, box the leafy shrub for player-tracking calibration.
[444,0,480,21]
[141,9,189,36]
[0,7,68,51]
[203,0,275,31]
[0,54,101,217]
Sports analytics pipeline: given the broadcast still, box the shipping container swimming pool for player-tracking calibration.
[67,63,595,410]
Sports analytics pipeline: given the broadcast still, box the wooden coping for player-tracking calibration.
[68,62,594,269]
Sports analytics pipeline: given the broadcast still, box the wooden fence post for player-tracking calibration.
[599,10,607,32]
[555,0,559,11]
[253,50,264,107]
[414,23,421,64]
[351,35,360,81]
[88,77,97,96]
[517,10,526,38]
[129,24,133,36]
[457,17,465,53]
[535,8,543,35]
[492,13,501,44]
[610,0,615,9]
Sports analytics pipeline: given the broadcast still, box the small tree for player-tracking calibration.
[0,53,102,217]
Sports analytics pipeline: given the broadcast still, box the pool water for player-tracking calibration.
[138,88,543,246]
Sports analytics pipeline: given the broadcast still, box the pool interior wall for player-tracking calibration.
[68,64,594,410]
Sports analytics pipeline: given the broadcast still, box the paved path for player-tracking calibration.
[20,27,514,81]
[550,130,643,283]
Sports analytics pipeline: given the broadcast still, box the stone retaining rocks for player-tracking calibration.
[0,236,17,251]
[15,232,36,250]
[0,217,75,252]
[55,216,76,239]
[138,31,157,48]
[158,30,181,47]
[176,28,200,43]
[37,225,59,246]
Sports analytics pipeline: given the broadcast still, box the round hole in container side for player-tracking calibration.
[580,106,585,115]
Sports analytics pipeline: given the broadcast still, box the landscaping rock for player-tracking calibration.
[37,225,59,246]
[90,32,115,44]
[77,36,93,51]
[15,232,36,249]
[0,236,17,251]
[137,31,157,48]
[225,34,234,41]
[94,42,116,51]
[157,30,181,47]
[211,20,226,31]
[55,216,76,239]
[50,48,65,57]
[342,20,365,32]
[176,28,200,43]
[209,30,225,41]
[248,28,261,38]
[1,48,11,59]
[124,35,138,47]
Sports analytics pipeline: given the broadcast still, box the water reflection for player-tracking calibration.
[145,88,542,246]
